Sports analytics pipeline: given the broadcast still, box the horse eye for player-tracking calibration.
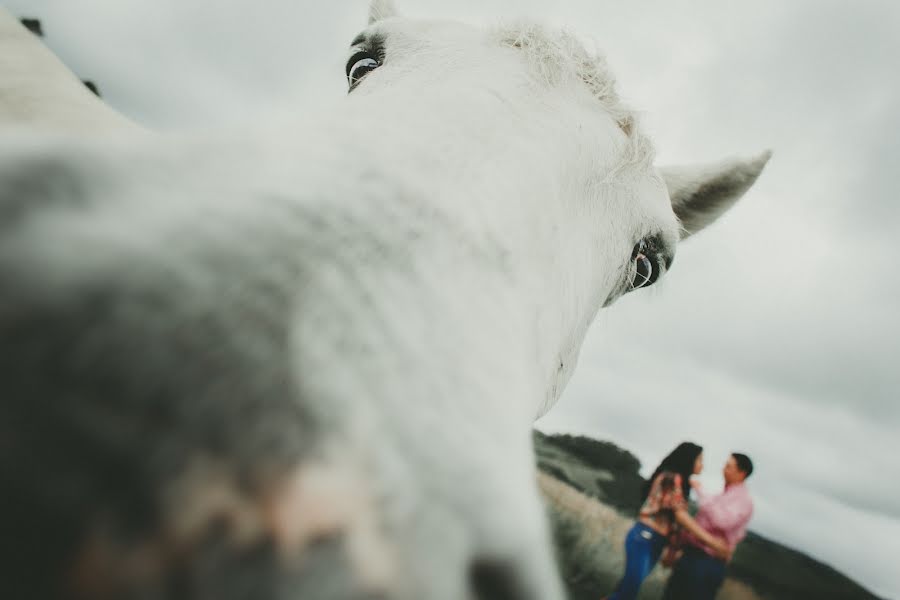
[629,240,660,290]
[347,55,380,90]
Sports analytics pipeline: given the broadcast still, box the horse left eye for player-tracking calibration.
[347,55,380,90]
[630,240,660,290]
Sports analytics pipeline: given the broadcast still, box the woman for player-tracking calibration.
[603,442,730,600]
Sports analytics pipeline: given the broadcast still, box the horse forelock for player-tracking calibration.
[493,21,655,174]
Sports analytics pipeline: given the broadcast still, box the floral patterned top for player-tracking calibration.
[639,471,687,536]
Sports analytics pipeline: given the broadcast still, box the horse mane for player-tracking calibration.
[493,21,655,177]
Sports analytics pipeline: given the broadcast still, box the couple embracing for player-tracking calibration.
[604,442,754,600]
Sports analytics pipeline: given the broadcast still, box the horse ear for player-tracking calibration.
[369,0,400,24]
[660,151,771,240]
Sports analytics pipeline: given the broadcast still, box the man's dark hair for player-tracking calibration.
[732,453,754,478]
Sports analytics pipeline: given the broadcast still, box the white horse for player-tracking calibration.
[0,2,769,599]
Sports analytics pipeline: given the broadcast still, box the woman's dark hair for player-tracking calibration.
[641,442,703,501]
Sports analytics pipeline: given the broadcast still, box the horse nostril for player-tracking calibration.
[468,558,525,600]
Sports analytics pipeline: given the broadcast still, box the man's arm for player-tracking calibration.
[674,509,730,559]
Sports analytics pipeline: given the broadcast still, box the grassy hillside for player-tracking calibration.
[534,431,883,600]
[540,472,765,600]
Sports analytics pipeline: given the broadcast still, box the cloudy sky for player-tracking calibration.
[6,0,898,596]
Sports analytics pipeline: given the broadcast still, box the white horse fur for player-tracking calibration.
[0,3,769,600]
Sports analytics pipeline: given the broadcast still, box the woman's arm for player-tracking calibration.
[689,477,709,502]
[674,508,731,559]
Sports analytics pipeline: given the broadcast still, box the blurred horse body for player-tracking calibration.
[0,2,768,599]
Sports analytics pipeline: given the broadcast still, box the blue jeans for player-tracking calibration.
[609,522,666,600]
[661,546,727,600]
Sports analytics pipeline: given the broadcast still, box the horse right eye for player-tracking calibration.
[629,239,661,290]
[347,54,380,90]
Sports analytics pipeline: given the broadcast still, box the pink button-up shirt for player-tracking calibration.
[685,482,754,556]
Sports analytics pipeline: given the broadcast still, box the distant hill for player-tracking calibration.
[534,431,883,600]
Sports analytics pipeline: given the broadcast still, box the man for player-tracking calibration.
[662,453,755,600]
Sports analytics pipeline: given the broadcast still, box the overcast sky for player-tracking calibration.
[6,0,898,596]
